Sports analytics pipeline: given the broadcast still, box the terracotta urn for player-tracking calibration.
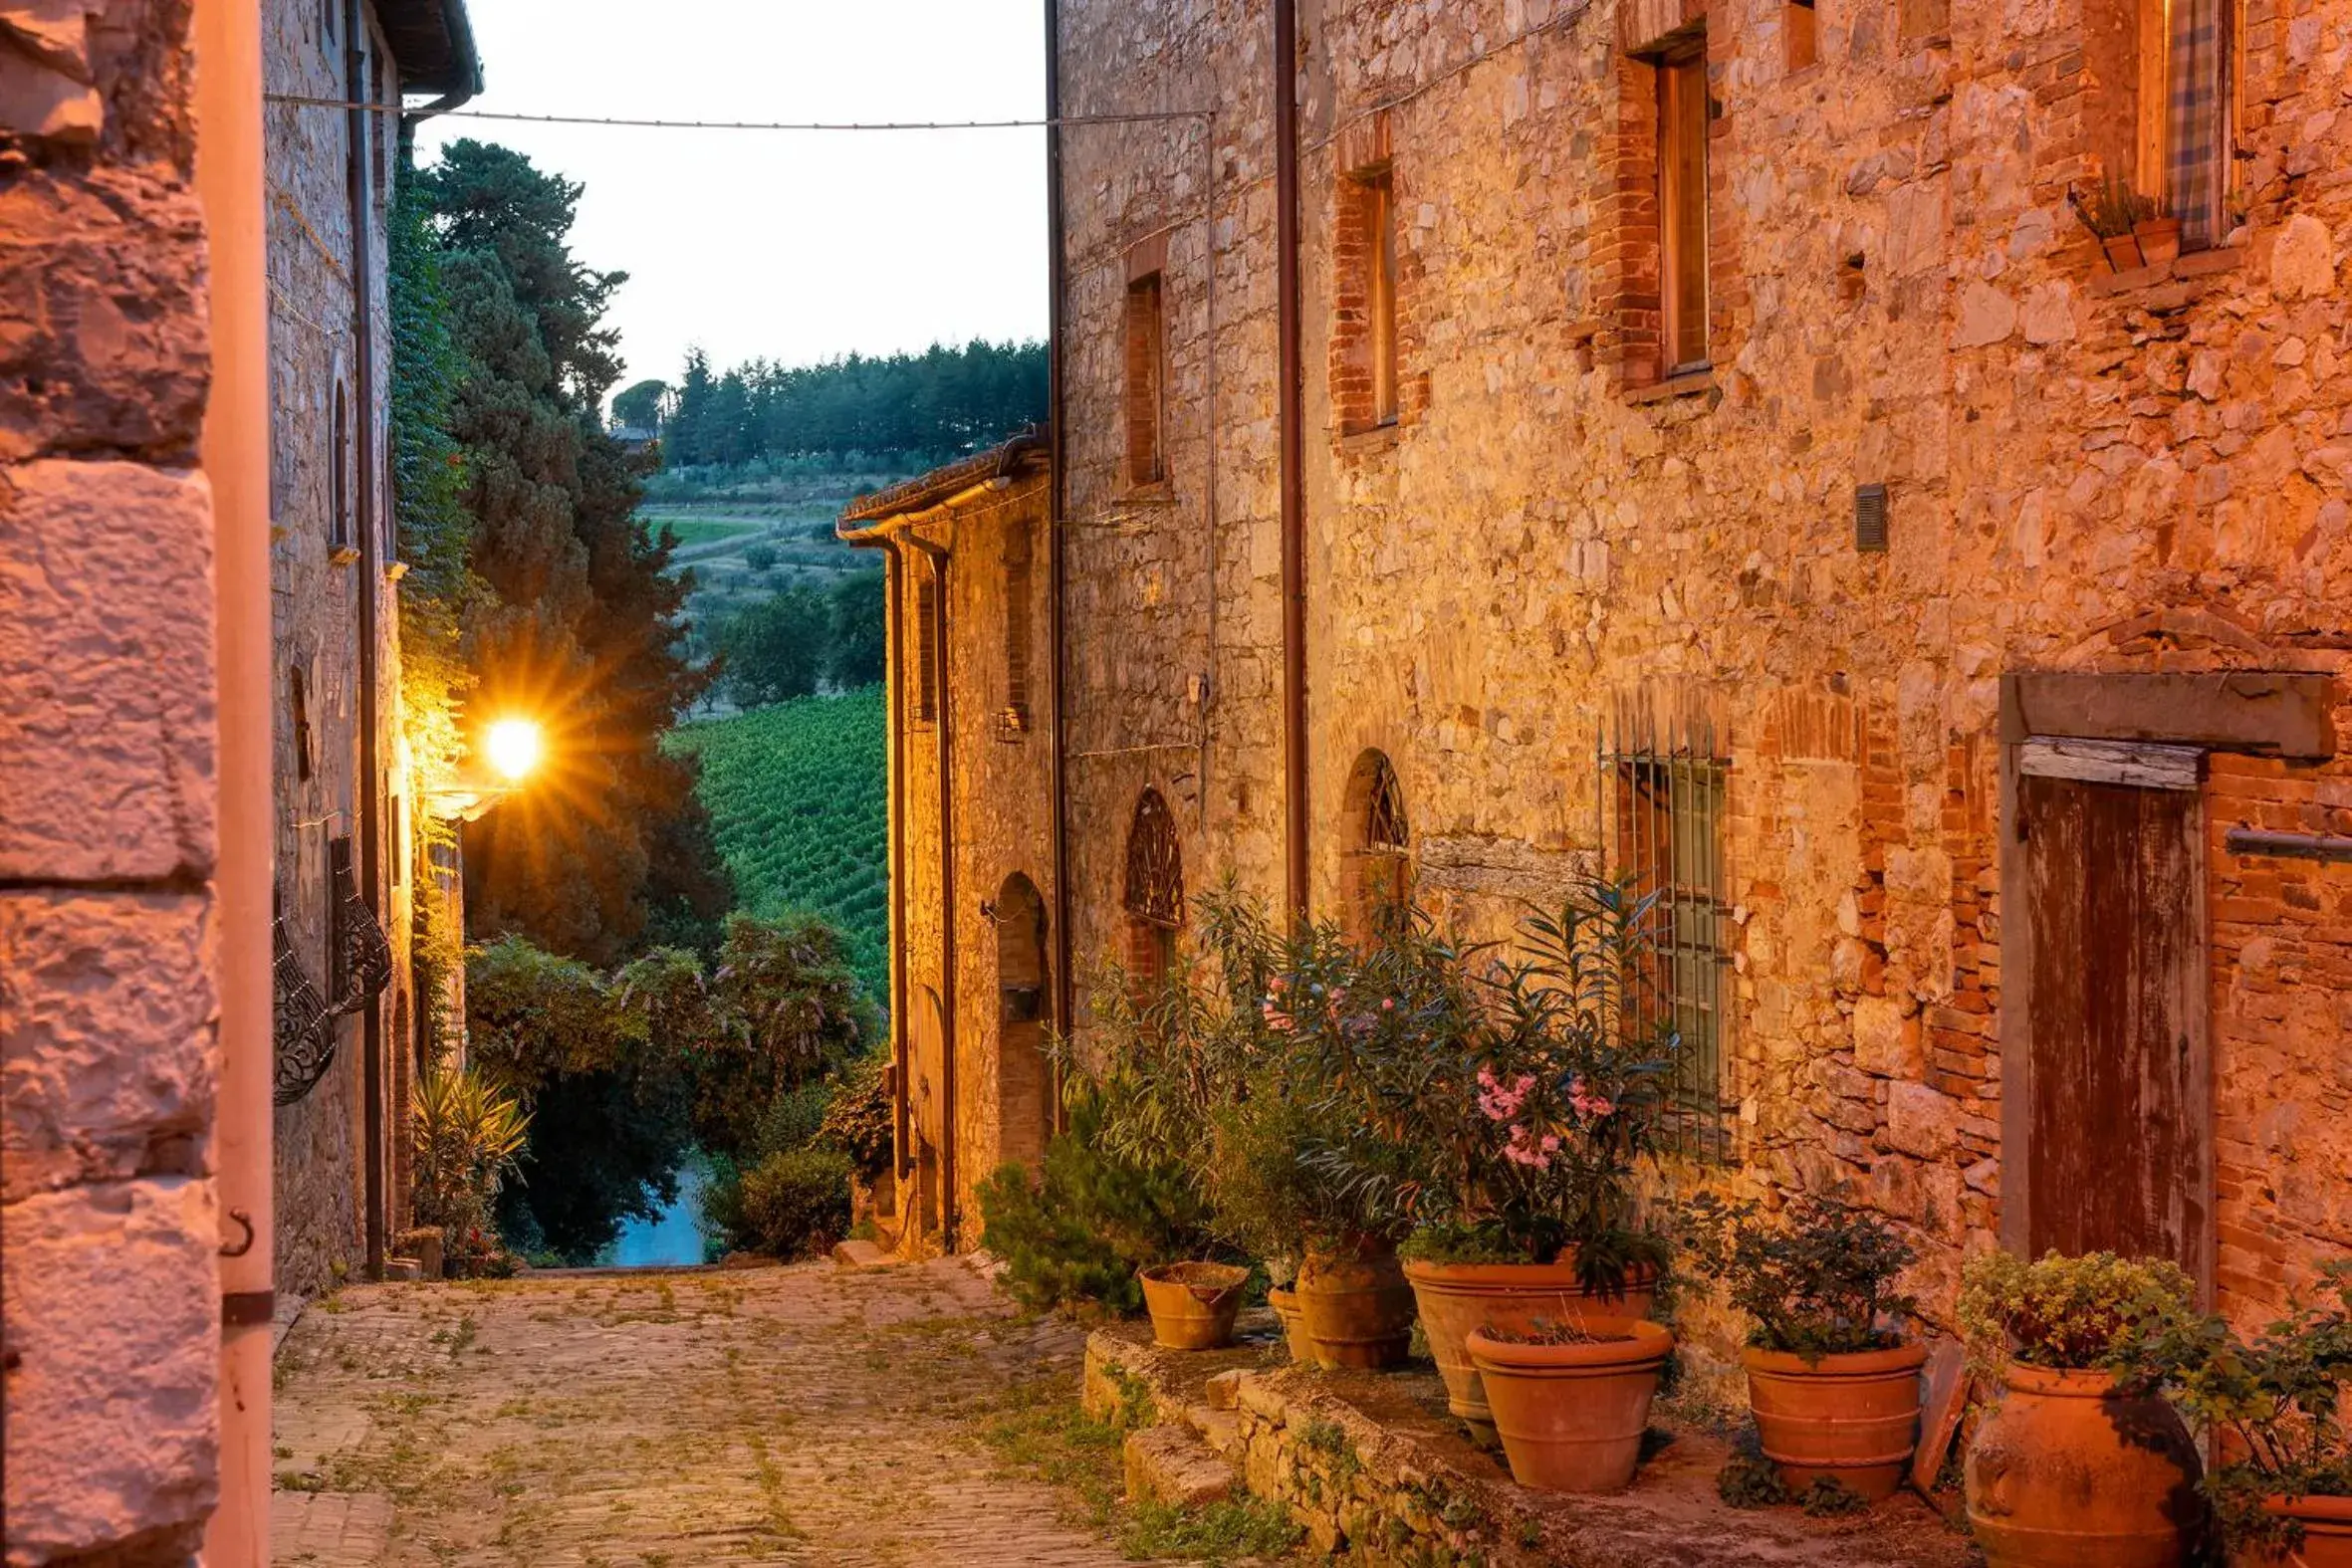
[2238,1495,2352,1568]
[2102,233,2148,272]
[1467,1317,1675,1493]
[1965,1362,2204,1568]
[1404,1255,1658,1442]
[1267,1286,1315,1364]
[1295,1237,1416,1369]
[1742,1341,1927,1502]
[1136,1261,1250,1351]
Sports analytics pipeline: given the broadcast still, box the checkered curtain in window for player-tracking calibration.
[2167,0,2230,247]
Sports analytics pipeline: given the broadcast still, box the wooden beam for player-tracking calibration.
[2000,672,2338,759]
[2018,738,2203,791]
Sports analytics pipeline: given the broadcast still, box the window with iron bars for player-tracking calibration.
[1601,728,1733,1162]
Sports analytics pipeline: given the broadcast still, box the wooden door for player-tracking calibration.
[2020,769,2208,1277]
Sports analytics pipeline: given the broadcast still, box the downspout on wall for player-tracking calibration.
[1275,0,1308,923]
[1044,0,1073,1115]
[197,0,274,1557]
[902,532,959,1248]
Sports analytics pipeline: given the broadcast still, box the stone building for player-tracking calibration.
[881,0,2352,1322]
[264,0,478,1299]
[841,433,1058,1251]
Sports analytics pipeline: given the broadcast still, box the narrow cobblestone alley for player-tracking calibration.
[270,1259,1152,1567]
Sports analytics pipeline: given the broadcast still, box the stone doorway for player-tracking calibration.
[993,873,1051,1172]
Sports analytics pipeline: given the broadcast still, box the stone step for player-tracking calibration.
[830,1239,897,1269]
[1123,1423,1240,1508]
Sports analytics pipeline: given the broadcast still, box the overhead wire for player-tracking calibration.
[261,94,1211,130]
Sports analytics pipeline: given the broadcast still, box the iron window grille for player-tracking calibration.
[1600,709,1734,1162]
[329,834,393,1014]
[1122,787,1186,989]
[1347,751,1412,941]
[274,906,338,1106]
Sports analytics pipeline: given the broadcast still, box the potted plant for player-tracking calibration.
[1468,1314,1676,1492]
[1959,1249,2205,1568]
[1682,1193,1923,1502]
[1300,883,1675,1437]
[2072,176,2159,272]
[1136,1261,1252,1350]
[2134,1261,2352,1566]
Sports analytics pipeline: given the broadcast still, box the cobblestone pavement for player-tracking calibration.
[271,1258,1140,1567]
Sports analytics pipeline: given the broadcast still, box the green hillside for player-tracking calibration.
[673,688,889,1007]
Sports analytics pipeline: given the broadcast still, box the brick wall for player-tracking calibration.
[0,1,224,1559]
[1055,0,2352,1348]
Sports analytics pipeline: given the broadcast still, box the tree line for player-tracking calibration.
[612,337,1048,469]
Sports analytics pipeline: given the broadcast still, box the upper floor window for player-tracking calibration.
[912,555,939,726]
[1124,271,1166,487]
[330,381,353,557]
[1334,167,1400,433]
[1003,523,1033,732]
[2085,0,2235,249]
[1655,38,1711,375]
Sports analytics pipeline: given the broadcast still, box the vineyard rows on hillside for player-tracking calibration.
[673,688,889,1008]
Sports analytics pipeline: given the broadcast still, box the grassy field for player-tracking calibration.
[672,687,888,1007]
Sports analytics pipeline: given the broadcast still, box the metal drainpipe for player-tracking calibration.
[346,0,388,1276]
[1275,0,1308,924]
[196,0,274,1556]
[880,538,913,1189]
[903,532,959,1249]
[1044,0,1073,1123]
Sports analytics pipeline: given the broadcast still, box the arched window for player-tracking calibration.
[1340,750,1411,944]
[993,873,1050,1170]
[1121,787,1184,989]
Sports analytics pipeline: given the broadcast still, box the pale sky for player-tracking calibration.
[417,0,1050,403]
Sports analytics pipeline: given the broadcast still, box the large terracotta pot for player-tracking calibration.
[1965,1363,2204,1568]
[2239,1495,2352,1568]
[1267,1287,1316,1364]
[1468,1317,1674,1493]
[1295,1239,1416,1369]
[1742,1342,1927,1502]
[1137,1262,1250,1351]
[1404,1257,1658,1440]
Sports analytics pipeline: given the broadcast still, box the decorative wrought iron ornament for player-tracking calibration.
[330,834,393,1012]
[273,911,337,1106]
[1364,752,1409,853]
[1121,787,1185,929]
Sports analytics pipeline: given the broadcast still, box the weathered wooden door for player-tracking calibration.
[2020,764,2208,1278]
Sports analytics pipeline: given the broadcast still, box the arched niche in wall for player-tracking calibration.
[1120,787,1185,991]
[992,872,1050,1171]
[1339,749,1411,944]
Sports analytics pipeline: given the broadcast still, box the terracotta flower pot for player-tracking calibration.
[1405,1256,1658,1441]
[1295,1239,1416,1369]
[2103,234,2148,272]
[1965,1363,2203,1568]
[1268,1286,1315,1364]
[1468,1317,1674,1493]
[2134,217,2184,266]
[2238,1495,2352,1568]
[1742,1341,1927,1502]
[1137,1261,1250,1351]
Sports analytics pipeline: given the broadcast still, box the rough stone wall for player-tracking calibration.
[264,0,412,1299]
[1056,0,2352,1342]
[879,470,1060,1249]
[0,2,222,1561]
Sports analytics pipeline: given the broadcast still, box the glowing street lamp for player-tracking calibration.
[484,718,543,784]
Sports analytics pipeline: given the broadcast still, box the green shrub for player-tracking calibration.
[707,1145,853,1259]
[1958,1249,2197,1373]
[978,1095,1215,1314]
[1679,1193,1916,1357]
[818,1050,893,1181]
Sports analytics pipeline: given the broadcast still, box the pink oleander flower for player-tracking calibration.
[1501,1123,1562,1170]
[1380,998,1395,1012]
[1477,1067,1535,1123]
[1567,1073,1615,1120]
